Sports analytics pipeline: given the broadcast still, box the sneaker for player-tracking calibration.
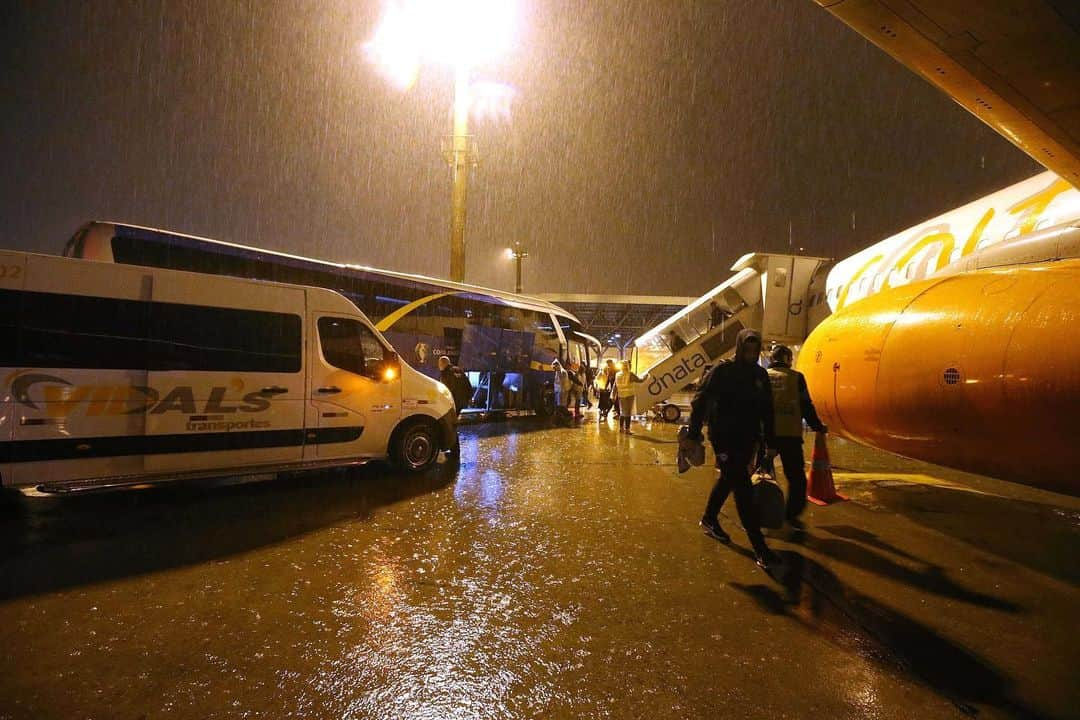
[700,519,731,543]
[754,547,782,570]
[786,516,806,531]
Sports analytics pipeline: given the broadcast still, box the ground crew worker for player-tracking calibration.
[614,361,643,434]
[686,328,780,570]
[766,345,827,528]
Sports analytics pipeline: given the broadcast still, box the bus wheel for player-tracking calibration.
[661,404,681,423]
[392,419,440,472]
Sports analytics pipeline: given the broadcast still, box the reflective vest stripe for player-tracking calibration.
[768,366,803,437]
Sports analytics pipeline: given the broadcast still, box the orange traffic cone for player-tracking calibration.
[807,431,847,506]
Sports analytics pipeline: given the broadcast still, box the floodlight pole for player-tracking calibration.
[510,241,528,293]
[515,250,523,294]
[448,66,472,283]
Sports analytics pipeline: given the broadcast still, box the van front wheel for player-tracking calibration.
[391,419,440,472]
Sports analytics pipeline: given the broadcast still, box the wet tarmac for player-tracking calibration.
[1,414,1078,719]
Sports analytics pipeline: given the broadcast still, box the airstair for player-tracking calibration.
[625,253,827,421]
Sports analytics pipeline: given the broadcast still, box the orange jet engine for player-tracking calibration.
[797,260,1080,495]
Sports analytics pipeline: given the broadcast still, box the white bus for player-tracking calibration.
[0,250,457,493]
[65,221,601,416]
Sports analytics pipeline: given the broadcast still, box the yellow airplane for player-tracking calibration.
[800,2,1080,494]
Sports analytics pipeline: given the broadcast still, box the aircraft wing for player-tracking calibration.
[813,0,1080,186]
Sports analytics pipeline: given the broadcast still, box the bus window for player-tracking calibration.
[318,317,389,380]
[492,304,524,330]
[567,341,584,368]
[525,310,560,366]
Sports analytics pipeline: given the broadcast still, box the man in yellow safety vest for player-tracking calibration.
[766,345,827,529]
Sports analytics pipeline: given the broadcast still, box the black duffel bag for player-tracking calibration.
[753,468,786,530]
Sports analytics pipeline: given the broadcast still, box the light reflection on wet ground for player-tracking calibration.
[1,416,1077,719]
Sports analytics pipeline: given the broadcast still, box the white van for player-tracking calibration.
[0,251,457,493]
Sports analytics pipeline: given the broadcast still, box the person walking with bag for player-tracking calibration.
[685,329,781,570]
[595,359,617,421]
[766,345,827,529]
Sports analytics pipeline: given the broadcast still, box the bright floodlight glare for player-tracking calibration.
[505,247,516,259]
[364,1,421,89]
[417,0,516,67]
[366,0,517,87]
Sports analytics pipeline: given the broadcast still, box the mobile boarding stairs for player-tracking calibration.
[627,253,827,423]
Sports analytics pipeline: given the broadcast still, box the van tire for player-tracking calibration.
[390,419,440,472]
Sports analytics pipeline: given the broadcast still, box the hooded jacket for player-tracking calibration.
[687,329,776,450]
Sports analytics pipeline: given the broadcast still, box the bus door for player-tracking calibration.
[144,277,307,474]
[306,312,401,460]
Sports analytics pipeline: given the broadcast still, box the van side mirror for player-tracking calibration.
[378,352,400,382]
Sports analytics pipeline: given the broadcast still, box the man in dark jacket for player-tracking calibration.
[686,329,779,569]
[438,356,472,414]
[766,344,827,528]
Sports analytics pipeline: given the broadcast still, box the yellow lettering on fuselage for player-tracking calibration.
[837,254,883,310]
[961,207,995,256]
[1006,178,1073,236]
[880,232,955,292]
[834,175,1078,310]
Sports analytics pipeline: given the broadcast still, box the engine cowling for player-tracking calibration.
[797,260,1080,494]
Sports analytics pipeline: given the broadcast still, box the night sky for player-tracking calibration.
[1,1,1042,296]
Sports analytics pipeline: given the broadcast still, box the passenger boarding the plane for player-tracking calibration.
[709,301,731,330]
[595,359,617,421]
[687,329,780,570]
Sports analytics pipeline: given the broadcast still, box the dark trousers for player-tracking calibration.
[703,444,765,551]
[772,436,807,520]
[618,396,634,430]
